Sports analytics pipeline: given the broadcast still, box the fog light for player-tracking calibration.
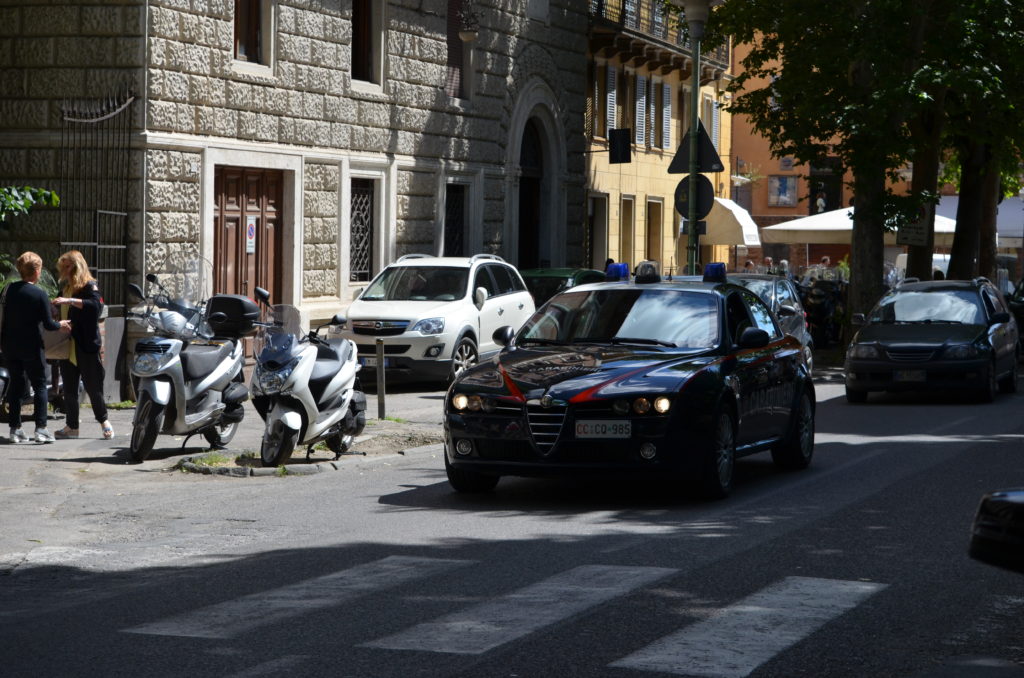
[653,396,671,414]
[612,400,630,415]
[633,397,651,414]
[424,344,445,358]
[455,439,474,456]
[639,442,657,460]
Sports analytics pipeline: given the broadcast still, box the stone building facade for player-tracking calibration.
[0,0,588,325]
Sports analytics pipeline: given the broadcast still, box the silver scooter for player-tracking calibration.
[250,287,366,466]
[126,272,258,462]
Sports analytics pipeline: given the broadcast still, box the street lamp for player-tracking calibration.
[676,0,722,274]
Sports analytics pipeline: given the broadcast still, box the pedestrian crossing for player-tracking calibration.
[122,556,888,677]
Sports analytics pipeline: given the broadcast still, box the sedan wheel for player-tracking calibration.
[772,391,814,470]
[978,360,998,403]
[697,411,735,500]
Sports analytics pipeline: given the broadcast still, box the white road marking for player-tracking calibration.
[122,555,473,639]
[364,564,677,655]
[611,576,887,677]
[223,655,311,677]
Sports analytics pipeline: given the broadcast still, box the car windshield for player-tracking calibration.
[518,288,720,349]
[361,266,469,301]
[736,278,772,302]
[869,289,985,324]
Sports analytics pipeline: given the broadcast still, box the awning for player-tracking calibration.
[760,208,959,247]
[698,198,762,247]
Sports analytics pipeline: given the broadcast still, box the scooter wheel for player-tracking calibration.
[262,424,298,467]
[203,420,238,449]
[129,392,164,463]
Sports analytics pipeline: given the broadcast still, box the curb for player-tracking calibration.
[178,442,444,477]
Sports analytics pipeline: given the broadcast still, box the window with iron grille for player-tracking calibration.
[445,0,465,98]
[350,179,375,283]
[444,183,466,257]
[235,0,262,63]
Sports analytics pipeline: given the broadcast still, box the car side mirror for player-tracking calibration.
[990,311,1011,324]
[969,489,1024,574]
[127,283,145,301]
[777,304,797,317]
[737,326,770,349]
[474,286,489,309]
[852,313,866,326]
[493,326,515,348]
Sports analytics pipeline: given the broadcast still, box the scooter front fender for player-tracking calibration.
[271,406,302,433]
[140,379,172,406]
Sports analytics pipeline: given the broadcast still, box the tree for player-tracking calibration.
[0,186,59,223]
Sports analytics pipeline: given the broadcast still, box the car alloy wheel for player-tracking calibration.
[450,336,478,382]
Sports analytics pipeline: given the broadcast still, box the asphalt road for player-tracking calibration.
[1,370,1023,678]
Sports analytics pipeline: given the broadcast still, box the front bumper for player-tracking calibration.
[845,357,989,392]
[341,331,453,380]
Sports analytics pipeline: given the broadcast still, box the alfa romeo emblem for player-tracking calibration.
[540,395,553,408]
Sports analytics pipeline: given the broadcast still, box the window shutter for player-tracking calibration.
[712,101,721,151]
[606,67,617,131]
[634,75,647,146]
[662,83,672,149]
[649,80,656,148]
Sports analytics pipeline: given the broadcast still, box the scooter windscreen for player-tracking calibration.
[128,256,211,339]
[254,304,304,367]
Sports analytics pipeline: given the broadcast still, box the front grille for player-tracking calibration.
[135,342,170,354]
[352,320,409,336]
[886,347,935,362]
[526,402,566,455]
[493,401,524,415]
[357,344,410,355]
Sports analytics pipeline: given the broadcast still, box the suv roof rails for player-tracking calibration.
[469,254,505,263]
[396,253,431,262]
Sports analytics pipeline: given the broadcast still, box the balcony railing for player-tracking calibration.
[589,0,730,68]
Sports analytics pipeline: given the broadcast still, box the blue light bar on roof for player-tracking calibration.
[703,262,727,283]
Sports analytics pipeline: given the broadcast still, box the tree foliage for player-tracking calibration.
[0,186,60,223]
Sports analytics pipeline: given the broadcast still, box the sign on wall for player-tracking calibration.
[246,216,257,254]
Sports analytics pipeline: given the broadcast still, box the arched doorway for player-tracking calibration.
[518,119,543,268]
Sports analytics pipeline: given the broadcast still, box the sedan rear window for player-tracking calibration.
[361,266,469,301]
[518,289,720,349]
[870,289,985,324]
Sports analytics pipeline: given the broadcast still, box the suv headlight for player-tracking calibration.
[848,343,880,359]
[411,317,445,335]
[944,343,980,359]
[256,359,298,394]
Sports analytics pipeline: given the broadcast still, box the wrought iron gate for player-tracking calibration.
[59,89,134,311]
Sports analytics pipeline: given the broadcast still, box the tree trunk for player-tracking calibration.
[906,102,944,281]
[850,170,887,319]
[978,151,1000,280]
[948,140,988,280]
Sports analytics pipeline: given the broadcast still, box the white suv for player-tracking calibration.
[340,254,536,382]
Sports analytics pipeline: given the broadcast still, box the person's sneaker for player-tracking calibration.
[55,426,79,439]
[8,428,28,444]
[34,428,56,444]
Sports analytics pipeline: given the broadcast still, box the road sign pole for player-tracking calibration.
[687,35,702,275]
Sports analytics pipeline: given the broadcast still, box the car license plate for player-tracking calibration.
[361,357,389,368]
[575,420,631,439]
[894,369,926,382]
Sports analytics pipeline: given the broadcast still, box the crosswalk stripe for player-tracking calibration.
[122,556,474,639]
[364,564,677,655]
[610,576,887,677]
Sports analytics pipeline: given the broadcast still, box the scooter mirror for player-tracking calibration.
[331,313,346,325]
[127,283,145,301]
[145,273,159,284]
[254,287,270,304]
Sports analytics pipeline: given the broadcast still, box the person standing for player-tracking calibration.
[52,251,113,440]
[1,252,70,443]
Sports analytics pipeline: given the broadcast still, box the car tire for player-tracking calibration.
[445,453,499,493]
[845,386,868,404]
[771,391,815,470]
[998,357,1018,394]
[978,360,998,403]
[695,409,735,500]
[448,335,478,383]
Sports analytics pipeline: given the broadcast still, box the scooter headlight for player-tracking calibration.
[132,350,174,376]
[256,359,297,395]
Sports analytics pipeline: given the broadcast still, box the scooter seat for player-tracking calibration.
[181,342,233,380]
[309,355,344,403]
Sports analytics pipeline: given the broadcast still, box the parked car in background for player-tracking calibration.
[339,254,535,384]
[1008,277,1024,353]
[518,267,607,307]
[444,263,816,500]
[732,273,815,374]
[844,278,1019,403]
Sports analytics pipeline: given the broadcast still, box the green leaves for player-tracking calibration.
[0,186,60,222]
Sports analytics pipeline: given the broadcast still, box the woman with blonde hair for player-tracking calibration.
[52,250,112,440]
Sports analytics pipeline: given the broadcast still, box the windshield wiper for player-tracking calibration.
[609,337,677,348]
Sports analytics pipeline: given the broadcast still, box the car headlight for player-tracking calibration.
[133,351,169,376]
[848,343,880,359]
[945,343,980,359]
[411,317,445,335]
[452,393,469,410]
[256,359,297,394]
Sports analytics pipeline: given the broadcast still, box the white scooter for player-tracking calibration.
[126,272,258,463]
[251,288,366,466]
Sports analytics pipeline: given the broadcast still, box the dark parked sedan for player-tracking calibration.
[732,274,815,374]
[518,267,607,306]
[444,264,816,500]
[844,278,1019,403]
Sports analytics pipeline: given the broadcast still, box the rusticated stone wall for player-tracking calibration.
[303,161,340,298]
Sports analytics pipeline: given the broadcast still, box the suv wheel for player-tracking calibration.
[449,336,478,382]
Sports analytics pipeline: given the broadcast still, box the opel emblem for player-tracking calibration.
[541,395,553,408]
[374,321,383,330]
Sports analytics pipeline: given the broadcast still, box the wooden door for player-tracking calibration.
[213,166,283,300]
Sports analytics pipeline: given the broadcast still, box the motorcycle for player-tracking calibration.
[250,287,366,467]
[126,268,258,463]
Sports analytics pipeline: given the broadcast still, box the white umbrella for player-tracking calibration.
[760,208,958,246]
[698,198,762,247]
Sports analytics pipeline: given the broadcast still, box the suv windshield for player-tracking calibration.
[518,288,720,349]
[869,289,985,324]
[361,266,469,302]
